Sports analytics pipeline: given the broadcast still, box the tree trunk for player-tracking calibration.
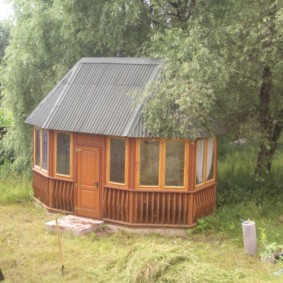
[255,66,282,175]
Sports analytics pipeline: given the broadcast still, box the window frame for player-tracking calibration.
[106,137,129,188]
[164,140,189,189]
[54,131,73,179]
[195,137,217,188]
[136,139,189,190]
[137,139,162,188]
[33,127,49,174]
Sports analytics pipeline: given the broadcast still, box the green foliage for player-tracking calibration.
[0,20,11,62]
[216,135,283,206]
[142,26,226,138]
[0,171,32,204]
[142,0,283,173]
[1,199,282,282]
[1,0,153,172]
[192,199,283,249]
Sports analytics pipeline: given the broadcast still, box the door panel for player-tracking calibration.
[77,147,101,218]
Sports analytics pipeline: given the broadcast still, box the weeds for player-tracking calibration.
[217,137,283,206]
[1,203,281,282]
[0,174,32,204]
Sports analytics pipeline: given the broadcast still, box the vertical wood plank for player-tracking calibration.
[167,193,171,224]
[157,193,160,224]
[140,193,144,223]
[151,193,155,224]
[146,192,149,224]
[178,194,182,224]
[162,193,165,224]
[129,191,134,224]
[173,193,176,225]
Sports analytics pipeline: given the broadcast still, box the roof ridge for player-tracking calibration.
[79,57,163,65]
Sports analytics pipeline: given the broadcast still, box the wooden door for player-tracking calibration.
[77,146,101,219]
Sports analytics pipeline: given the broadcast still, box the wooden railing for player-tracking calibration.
[33,171,49,206]
[32,171,74,213]
[103,185,216,227]
[49,179,74,212]
[193,184,216,222]
[33,170,216,227]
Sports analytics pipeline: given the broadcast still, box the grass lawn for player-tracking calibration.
[0,201,282,283]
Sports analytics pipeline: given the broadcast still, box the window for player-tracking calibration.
[42,129,48,170]
[165,141,185,187]
[137,139,188,189]
[109,138,126,184]
[56,132,71,176]
[34,127,48,172]
[196,137,215,186]
[139,140,160,186]
[35,128,41,167]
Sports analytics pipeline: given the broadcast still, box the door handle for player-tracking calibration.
[94,181,99,188]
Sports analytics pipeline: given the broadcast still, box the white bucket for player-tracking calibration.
[242,220,257,255]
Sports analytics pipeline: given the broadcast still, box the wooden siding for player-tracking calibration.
[33,170,74,213]
[32,130,217,228]
[32,170,215,227]
[103,184,216,227]
[193,184,216,222]
[33,170,49,206]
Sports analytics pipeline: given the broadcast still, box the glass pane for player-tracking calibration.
[42,130,48,170]
[139,140,159,186]
[56,133,70,175]
[110,139,125,183]
[165,141,185,187]
[35,128,40,166]
[206,137,214,180]
[196,139,204,184]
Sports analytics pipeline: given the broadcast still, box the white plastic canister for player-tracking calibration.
[242,220,257,255]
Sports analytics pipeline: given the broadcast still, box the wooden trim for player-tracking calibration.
[136,139,190,190]
[102,218,196,228]
[104,184,213,194]
[33,167,49,177]
[188,140,196,191]
[54,131,73,180]
[164,140,188,190]
[136,139,162,189]
[195,137,217,189]
[33,197,74,215]
[34,127,40,167]
[33,168,75,182]
[33,127,49,173]
[214,136,218,181]
[106,137,129,188]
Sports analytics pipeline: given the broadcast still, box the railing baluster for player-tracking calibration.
[157,193,160,224]
[162,193,166,224]
[151,192,155,224]
[146,192,149,224]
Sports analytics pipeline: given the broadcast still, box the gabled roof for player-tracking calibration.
[25,57,163,137]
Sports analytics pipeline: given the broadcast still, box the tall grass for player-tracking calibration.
[0,138,282,282]
[217,137,283,206]
[0,162,32,204]
[1,204,281,282]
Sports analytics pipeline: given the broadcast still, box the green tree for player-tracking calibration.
[1,0,153,172]
[143,0,283,175]
[0,20,11,142]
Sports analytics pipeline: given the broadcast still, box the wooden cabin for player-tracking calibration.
[25,58,217,228]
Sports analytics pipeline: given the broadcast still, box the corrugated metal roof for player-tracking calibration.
[25,57,163,137]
